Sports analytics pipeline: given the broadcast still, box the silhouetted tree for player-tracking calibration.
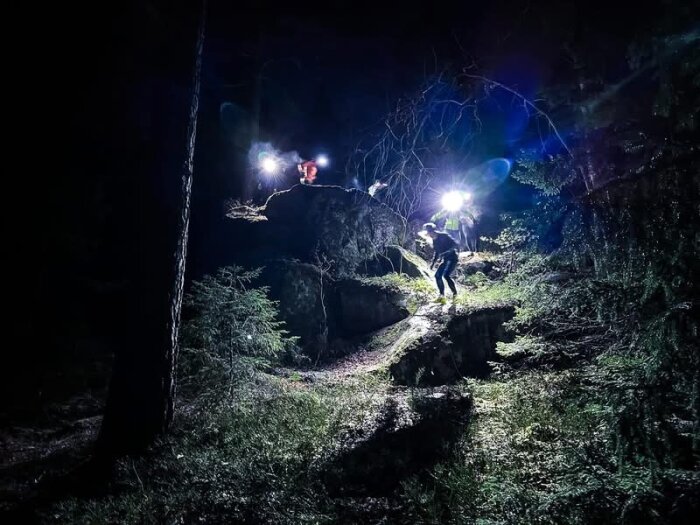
[97,0,206,458]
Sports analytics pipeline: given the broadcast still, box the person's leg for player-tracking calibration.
[435,261,447,295]
[464,226,474,252]
[443,257,458,296]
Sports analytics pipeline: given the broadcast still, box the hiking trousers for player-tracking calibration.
[435,253,458,296]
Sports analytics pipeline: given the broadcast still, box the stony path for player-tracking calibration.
[277,302,460,384]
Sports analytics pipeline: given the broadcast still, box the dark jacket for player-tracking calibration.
[431,232,458,267]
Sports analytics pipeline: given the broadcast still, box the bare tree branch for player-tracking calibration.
[462,73,574,158]
[347,70,573,220]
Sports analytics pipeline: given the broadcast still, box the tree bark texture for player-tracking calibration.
[97,0,206,457]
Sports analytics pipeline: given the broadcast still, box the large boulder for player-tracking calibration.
[227,185,408,278]
[258,260,411,355]
[334,278,410,337]
[445,306,515,368]
[388,303,515,385]
[220,186,436,354]
[357,245,432,280]
[459,259,494,276]
[455,252,498,278]
[259,260,329,351]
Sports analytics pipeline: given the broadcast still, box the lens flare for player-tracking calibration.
[441,191,463,211]
[464,158,512,197]
[316,154,329,167]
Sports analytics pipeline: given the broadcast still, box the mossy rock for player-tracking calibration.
[388,303,515,385]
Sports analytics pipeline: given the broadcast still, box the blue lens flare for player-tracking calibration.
[464,158,513,197]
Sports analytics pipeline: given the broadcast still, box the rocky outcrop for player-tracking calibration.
[459,259,495,276]
[387,303,515,385]
[259,260,328,349]
[221,186,423,352]
[455,252,501,279]
[259,259,410,353]
[334,278,410,337]
[445,306,514,368]
[357,245,432,280]
[226,185,408,278]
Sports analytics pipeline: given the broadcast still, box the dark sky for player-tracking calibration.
[200,1,497,194]
[192,0,666,197]
[201,0,552,187]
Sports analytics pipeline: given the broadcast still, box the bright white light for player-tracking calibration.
[261,157,278,174]
[316,154,329,167]
[441,191,463,211]
[462,192,472,201]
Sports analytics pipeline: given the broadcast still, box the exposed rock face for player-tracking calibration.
[259,260,410,352]
[260,260,328,349]
[455,252,500,279]
[446,307,514,370]
[334,278,410,337]
[459,259,494,276]
[228,185,408,278]
[357,245,432,280]
[388,303,515,385]
[221,186,421,351]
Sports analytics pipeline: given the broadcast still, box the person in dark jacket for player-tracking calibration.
[424,222,459,301]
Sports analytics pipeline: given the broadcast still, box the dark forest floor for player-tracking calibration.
[0,348,111,517]
[2,255,698,524]
[0,393,103,513]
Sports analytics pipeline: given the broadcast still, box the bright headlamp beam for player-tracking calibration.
[441,191,463,212]
[316,154,329,167]
[261,157,278,174]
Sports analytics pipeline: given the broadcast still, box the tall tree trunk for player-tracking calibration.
[97,0,206,458]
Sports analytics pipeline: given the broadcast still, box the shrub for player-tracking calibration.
[179,266,298,401]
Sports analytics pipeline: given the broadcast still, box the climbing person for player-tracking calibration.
[432,198,478,252]
[459,207,478,253]
[430,208,462,250]
[424,222,459,302]
[297,159,318,184]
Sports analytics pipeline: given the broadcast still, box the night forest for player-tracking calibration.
[3,1,699,523]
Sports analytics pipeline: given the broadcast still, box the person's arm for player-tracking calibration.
[430,236,440,269]
[450,234,458,250]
